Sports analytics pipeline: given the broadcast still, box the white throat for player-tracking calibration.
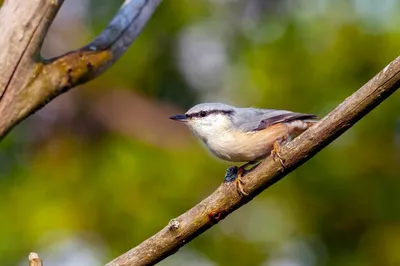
[187,114,232,143]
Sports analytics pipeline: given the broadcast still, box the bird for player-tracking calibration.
[169,103,318,196]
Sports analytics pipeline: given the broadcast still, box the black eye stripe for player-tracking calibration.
[186,109,233,118]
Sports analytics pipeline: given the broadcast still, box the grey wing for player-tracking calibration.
[232,108,317,132]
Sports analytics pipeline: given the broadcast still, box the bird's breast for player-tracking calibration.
[204,124,290,162]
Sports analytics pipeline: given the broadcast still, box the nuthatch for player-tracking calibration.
[170,103,317,195]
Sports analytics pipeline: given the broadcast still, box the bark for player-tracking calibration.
[106,56,400,266]
[0,0,162,139]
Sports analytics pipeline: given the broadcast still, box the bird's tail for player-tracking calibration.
[303,119,319,128]
[287,118,318,136]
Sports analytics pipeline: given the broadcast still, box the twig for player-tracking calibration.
[29,253,43,266]
[106,56,400,266]
[0,0,162,138]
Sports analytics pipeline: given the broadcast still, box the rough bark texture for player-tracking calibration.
[0,0,162,139]
[105,56,400,266]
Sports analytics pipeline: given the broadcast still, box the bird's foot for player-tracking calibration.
[224,166,248,196]
[271,140,286,168]
[235,169,248,196]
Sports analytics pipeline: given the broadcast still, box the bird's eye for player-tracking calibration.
[200,111,207,117]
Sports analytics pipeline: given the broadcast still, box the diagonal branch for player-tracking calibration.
[0,0,162,139]
[105,56,400,266]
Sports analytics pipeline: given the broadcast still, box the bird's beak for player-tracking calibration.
[169,114,188,122]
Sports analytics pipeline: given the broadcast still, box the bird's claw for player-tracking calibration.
[271,140,286,168]
[235,175,248,196]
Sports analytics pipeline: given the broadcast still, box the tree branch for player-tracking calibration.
[105,56,400,266]
[0,0,63,99]
[0,0,162,139]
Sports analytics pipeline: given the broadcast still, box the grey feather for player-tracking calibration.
[231,107,317,132]
[186,103,234,114]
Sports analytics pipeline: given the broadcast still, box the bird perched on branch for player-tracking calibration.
[170,103,318,196]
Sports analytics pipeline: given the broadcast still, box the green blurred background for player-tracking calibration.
[1,0,400,265]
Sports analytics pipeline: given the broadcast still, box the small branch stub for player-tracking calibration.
[29,252,43,266]
[168,219,180,231]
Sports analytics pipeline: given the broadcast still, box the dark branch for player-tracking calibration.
[0,0,162,139]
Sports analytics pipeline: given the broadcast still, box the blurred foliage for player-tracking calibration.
[1,0,400,265]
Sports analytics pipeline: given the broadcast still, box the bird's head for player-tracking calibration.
[169,103,235,139]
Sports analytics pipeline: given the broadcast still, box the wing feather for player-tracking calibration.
[232,108,317,132]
